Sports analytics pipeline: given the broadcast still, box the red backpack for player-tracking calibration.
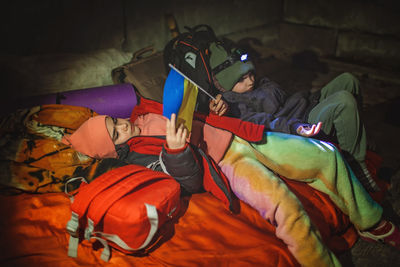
[65,164,181,261]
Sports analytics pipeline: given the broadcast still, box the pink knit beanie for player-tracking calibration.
[61,115,118,159]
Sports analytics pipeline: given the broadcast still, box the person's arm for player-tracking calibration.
[209,92,299,134]
[224,78,321,136]
[238,106,321,136]
[240,108,300,134]
[208,92,301,133]
[161,113,203,194]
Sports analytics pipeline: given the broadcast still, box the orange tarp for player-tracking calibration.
[0,104,361,266]
[0,179,357,267]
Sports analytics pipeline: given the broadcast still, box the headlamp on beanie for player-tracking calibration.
[209,42,255,91]
[212,48,250,75]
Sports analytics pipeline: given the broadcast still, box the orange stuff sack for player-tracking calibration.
[66,164,181,261]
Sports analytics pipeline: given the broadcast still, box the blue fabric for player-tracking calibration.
[163,68,184,120]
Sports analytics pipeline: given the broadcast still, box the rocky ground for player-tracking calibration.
[251,47,400,266]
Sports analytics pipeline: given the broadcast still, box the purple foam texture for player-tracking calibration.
[1,83,137,118]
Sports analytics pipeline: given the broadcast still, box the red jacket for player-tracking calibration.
[130,96,265,143]
[125,96,265,213]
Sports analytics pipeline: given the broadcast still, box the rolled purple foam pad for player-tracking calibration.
[2,83,137,118]
[57,83,137,118]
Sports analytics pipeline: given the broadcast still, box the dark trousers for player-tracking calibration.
[308,72,366,163]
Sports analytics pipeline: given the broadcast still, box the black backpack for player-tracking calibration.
[163,24,219,112]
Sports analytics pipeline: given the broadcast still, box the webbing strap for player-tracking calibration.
[91,203,158,252]
[66,212,79,234]
[64,177,87,202]
[68,235,79,258]
[90,236,111,262]
[66,212,79,258]
[87,206,157,262]
[84,218,95,240]
[158,152,170,175]
[141,203,159,249]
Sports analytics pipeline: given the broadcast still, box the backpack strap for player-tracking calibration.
[89,203,158,262]
[64,176,88,258]
[91,236,111,262]
[64,176,88,200]
[81,203,157,262]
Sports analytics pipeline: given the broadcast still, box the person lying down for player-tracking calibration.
[62,99,400,267]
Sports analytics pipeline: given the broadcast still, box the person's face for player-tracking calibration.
[232,73,255,93]
[105,117,141,145]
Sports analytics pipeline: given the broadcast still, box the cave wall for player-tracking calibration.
[0,0,398,99]
[281,0,400,69]
[0,0,281,56]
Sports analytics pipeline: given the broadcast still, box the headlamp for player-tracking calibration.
[240,53,248,61]
[212,48,250,75]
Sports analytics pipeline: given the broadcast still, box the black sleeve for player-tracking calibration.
[224,77,310,134]
[236,104,302,134]
[160,144,204,194]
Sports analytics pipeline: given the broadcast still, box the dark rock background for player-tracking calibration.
[1,1,399,265]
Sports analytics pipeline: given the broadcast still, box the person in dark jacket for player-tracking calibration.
[208,41,378,192]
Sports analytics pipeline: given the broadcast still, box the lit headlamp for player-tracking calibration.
[212,48,250,75]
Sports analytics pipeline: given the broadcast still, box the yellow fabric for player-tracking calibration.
[177,79,198,132]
